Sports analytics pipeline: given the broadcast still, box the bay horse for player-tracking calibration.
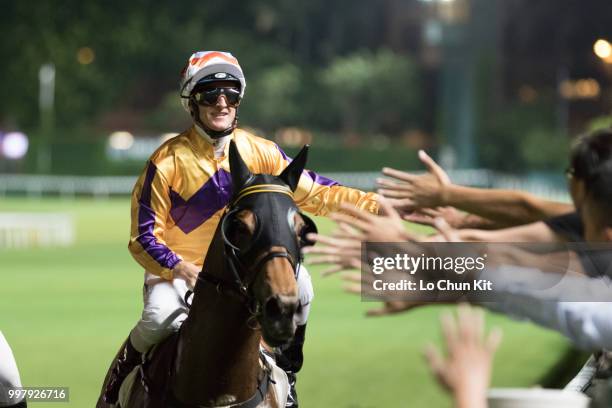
[97,141,316,407]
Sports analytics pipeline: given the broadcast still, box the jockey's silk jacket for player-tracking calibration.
[129,126,379,280]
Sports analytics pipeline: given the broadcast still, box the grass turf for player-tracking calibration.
[0,197,572,407]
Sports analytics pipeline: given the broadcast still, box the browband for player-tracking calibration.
[232,184,293,206]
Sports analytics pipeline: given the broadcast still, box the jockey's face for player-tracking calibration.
[194,80,238,132]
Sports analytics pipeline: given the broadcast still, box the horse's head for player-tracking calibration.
[219,141,316,346]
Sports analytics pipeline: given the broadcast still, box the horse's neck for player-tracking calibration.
[172,230,262,406]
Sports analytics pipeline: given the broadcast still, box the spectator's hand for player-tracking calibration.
[377,150,452,214]
[341,270,426,316]
[404,206,467,229]
[424,304,502,408]
[329,198,415,242]
[172,261,200,289]
[416,217,464,243]
[304,224,362,276]
[432,218,462,242]
[304,198,416,277]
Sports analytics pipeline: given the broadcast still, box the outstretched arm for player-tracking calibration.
[378,150,573,227]
[436,184,571,226]
[455,221,563,243]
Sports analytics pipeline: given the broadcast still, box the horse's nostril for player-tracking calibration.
[264,296,282,320]
[264,295,297,320]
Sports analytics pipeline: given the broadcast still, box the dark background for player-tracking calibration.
[2,0,612,175]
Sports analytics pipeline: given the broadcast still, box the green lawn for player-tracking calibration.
[0,198,572,407]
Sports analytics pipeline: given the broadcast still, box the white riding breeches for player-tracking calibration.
[294,266,313,326]
[0,331,24,407]
[130,266,314,353]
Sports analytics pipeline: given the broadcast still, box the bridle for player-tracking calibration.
[195,183,316,319]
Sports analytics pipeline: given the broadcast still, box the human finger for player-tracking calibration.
[457,303,478,343]
[403,213,436,226]
[342,283,362,295]
[377,196,403,220]
[337,203,378,222]
[340,271,362,281]
[418,150,451,185]
[385,197,416,212]
[335,222,364,239]
[423,343,449,390]
[433,218,460,242]
[486,328,503,353]
[377,188,413,199]
[321,264,354,277]
[376,178,411,190]
[302,245,345,256]
[441,311,459,348]
[305,232,353,249]
[382,167,418,183]
[420,207,444,218]
[330,212,373,233]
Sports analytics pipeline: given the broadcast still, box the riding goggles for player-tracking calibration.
[192,87,241,107]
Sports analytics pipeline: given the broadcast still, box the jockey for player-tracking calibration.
[103,51,379,407]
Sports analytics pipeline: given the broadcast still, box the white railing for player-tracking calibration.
[0,171,570,202]
[0,174,136,198]
[0,212,75,249]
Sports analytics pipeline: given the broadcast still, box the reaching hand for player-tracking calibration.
[329,197,414,242]
[304,198,436,316]
[409,216,464,243]
[341,269,427,316]
[304,197,415,277]
[172,261,200,289]
[404,207,467,229]
[303,224,362,276]
[377,150,452,214]
[424,304,502,408]
[432,217,462,242]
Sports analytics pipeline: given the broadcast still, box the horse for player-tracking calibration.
[97,141,316,407]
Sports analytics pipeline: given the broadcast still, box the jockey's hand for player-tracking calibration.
[424,304,502,408]
[172,261,200,289]
[377,150,451,215]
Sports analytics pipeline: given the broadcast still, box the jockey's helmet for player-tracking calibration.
[179,51,246,112]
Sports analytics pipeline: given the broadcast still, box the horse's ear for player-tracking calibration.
[229,140,251,190]
[280,145,309,192]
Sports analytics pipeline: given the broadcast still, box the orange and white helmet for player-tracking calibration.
[179,51,246,112]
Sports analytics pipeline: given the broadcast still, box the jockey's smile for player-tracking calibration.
[194,80,239,133]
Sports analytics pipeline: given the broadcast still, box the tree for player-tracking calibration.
[321,49,422,136]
